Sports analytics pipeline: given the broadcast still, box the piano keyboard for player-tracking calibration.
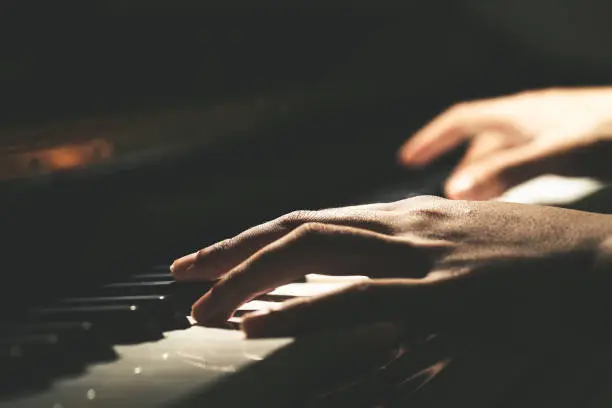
[0,269,400,408]
[3,176,611,408]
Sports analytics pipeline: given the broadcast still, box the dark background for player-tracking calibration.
[1,1,612,303]
[3,1,612,127]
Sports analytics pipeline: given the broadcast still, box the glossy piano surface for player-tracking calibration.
[0,273,403,408]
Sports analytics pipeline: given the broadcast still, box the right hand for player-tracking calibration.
[398,87,612,200]
[171,196,612,350]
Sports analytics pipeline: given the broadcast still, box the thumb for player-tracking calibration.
[444,143,558,200]
[241,279,451,339]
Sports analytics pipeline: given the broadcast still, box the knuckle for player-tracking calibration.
[411,207,447,219]
[410,194,445,202]
[193,248,207,265]
[196,238,238,274]
[277,210,316,228]
[292,222,330,240]
[405,195,447,207]
[369,201,396,211]
[402,195,452,221]
[212,238,234,252]
[203,238,235,262]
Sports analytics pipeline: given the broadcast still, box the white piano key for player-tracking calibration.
[235,300,281,312]
[267,282,358,298]
[305,274,369,283]
[227,316,242,325]
[495,175,605,205]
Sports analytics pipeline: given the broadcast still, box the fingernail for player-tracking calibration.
[446,175,476,199]
[170,252,198,277]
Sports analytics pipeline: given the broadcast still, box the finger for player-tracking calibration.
[444,142,560,200]
[454,130,525,172]
[171,223,289,281]
[171,204,392,281]
[191,224,429,324]
[241,279,452,338]
[398,107,522,167]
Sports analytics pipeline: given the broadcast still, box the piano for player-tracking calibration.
[3,4,612,407]
[3,97,612,407]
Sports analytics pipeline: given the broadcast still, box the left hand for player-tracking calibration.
[398,88,612,200]
[171,196,612,349]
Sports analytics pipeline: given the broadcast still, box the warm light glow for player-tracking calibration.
[48,147,87,169]
[0,138,115,180]
[46,139,113,170]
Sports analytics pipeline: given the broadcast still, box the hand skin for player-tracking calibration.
[171,196,612,351]
[398,87,612,200]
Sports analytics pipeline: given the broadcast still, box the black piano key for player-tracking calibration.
[60,295,189,330]
[98,280,215,310]
[2,321,95,346]
[0,335,60,390]
[28,304,162,343]
[0,320,95,334]
[102,280,175,294]
[0,333,60,356]
[0,332,97,363]
[0,334,64,388]
[0,320,116,361]
[0,326,117,395]
[60,294,173,306]
[128,271,174,281]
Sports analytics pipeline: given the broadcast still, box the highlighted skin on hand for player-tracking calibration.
[171,196,612,350]
[398,87,612,200]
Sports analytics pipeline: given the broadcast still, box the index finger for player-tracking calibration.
[191,223,424,325]
[399,106,520,167]
[171,203,392,281]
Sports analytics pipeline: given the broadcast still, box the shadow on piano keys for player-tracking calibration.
[0,271,411,408]
[4,268,612,408]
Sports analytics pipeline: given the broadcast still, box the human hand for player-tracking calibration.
[171,196,612,350]
[398,87,612,200]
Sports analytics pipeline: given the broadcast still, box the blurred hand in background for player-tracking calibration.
[398,87,612,200]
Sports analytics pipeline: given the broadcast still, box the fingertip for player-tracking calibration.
[445,175,503,201]
[445,174,477,199]
[241,309,275,338]
[397,144,429,167]
[397,144,414,163]
[243,305,304,338]
[170,251,198,278]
